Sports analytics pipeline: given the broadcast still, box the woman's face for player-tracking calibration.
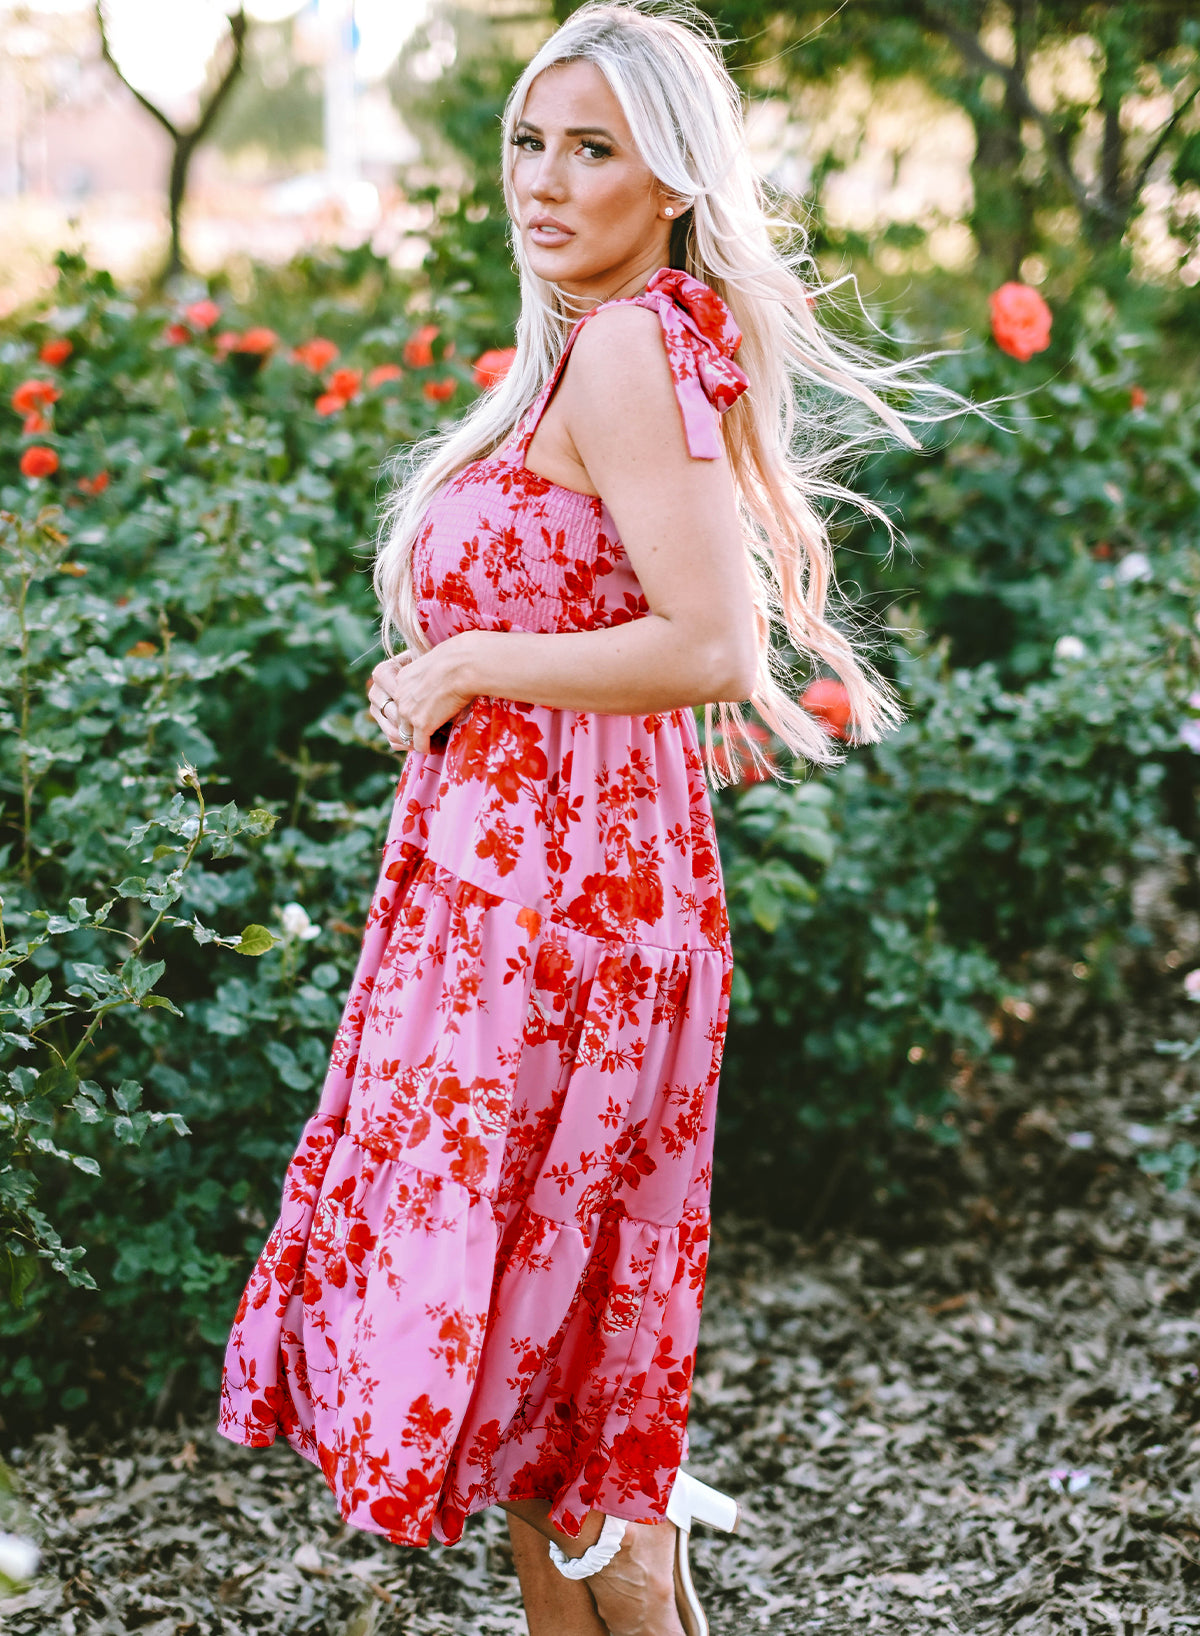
[510,59,676,306]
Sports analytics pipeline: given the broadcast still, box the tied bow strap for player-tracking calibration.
[641,267,750,459]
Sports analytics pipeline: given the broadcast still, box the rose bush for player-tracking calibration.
[0,247,1194,1422]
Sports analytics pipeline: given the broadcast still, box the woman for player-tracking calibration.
[219,3,953,1631]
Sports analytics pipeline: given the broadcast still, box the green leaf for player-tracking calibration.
[141,993,184,1016]
[234,924,279,957]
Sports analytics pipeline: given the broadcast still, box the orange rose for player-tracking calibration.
[11,379,60,414]
[20,445,59,478]
[294,337,339,372]
[185,298,221,331]
[315,392,347,417]
[472,346,517,390]
[39,338,73,366]
[800,677,852,740]
[1129,385,1147,409]
[367,362,403,388]
[164,322,192,345]
[327,366,362,401]
[404,324,454,369]
[232,327,278,355]
[423,379,455,402]
[78,471,110,496]
[988,282,1052,362]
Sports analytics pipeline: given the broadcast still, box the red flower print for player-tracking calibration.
[20,445,58,478]
[218,268,739,1555]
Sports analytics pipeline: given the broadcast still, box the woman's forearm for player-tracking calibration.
[451,615,756,716]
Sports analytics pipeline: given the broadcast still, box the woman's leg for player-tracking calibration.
[506,1512,609,1636]
[501,1500,685,1636]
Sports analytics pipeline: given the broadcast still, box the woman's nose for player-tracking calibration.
[528,154,567,201]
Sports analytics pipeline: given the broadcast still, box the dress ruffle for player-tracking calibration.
[219,842,729,1545]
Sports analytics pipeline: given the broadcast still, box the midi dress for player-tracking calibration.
[218,266,749,1548]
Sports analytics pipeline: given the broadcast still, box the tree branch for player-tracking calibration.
[95,0,179,140]
[910,0,1116,226]
[1128,76,1200,206]
[190,8,249,150]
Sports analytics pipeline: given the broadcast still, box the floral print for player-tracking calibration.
[219,268,747,1547]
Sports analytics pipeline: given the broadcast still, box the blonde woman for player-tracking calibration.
[220,3,959,1631]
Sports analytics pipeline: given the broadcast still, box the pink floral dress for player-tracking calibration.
[218,267,749,1547]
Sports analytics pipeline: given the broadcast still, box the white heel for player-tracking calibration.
[665,1470,739,1636]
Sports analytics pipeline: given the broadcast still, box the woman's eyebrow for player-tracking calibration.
[515,120,618,141]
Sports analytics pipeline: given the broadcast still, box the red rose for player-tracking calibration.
[214,330,240,357]
[77,470,110,496]
[22,410,49,435]
[327,366,362,401]
[185,298,221,331]
[404,324,454,369]
[1129,385,1147,409]
[473,346,517,390]
[988,282,1051,362]
[164,322,191,345]
[367,362,403,388]
[314,392,347,417]
[294,337,339,372]
[39,338,72,366]
[423,379,455,403]
[727,721,775,784]
[232,327,278,355]
[11,379,59,414]
[800,677,852,740]
[20,444,58,478]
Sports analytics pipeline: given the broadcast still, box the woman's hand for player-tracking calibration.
[365,637,479,756]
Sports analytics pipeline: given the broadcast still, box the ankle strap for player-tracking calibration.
[547,1514,627,1580]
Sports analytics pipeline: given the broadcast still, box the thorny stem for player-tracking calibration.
[60,774,208,1073]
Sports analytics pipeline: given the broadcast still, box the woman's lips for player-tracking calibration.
[528,220,574,246]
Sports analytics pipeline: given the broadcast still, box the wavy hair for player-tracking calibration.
[377,0,978,781]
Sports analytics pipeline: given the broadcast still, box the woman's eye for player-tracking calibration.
[580,142,611,160]
[512,132,542,151]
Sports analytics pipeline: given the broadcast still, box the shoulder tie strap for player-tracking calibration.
[517,267,749,461]
[630,267,749,459]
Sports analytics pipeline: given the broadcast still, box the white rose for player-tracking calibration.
[279,902,320,941]
[1184,968,1200,1002]
[1054,635,1086,661]
[0,1532,39,1584]
[1114,551,1151,585]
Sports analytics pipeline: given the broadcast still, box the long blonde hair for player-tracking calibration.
[377,0,974,781]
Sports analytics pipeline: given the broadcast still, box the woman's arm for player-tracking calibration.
[370,304,758,754]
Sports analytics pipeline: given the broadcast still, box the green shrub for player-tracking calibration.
[0,252,1195,1421]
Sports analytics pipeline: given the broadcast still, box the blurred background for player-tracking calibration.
[2,5,1200,1627]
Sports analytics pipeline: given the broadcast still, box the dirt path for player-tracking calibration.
[5,969,1200,1634]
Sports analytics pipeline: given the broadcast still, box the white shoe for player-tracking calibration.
[665,1471,739,1636]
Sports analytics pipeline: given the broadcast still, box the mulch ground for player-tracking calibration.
[4,954,1200,1636]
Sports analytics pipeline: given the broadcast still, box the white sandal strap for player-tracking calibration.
[547,1514,627,1580]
